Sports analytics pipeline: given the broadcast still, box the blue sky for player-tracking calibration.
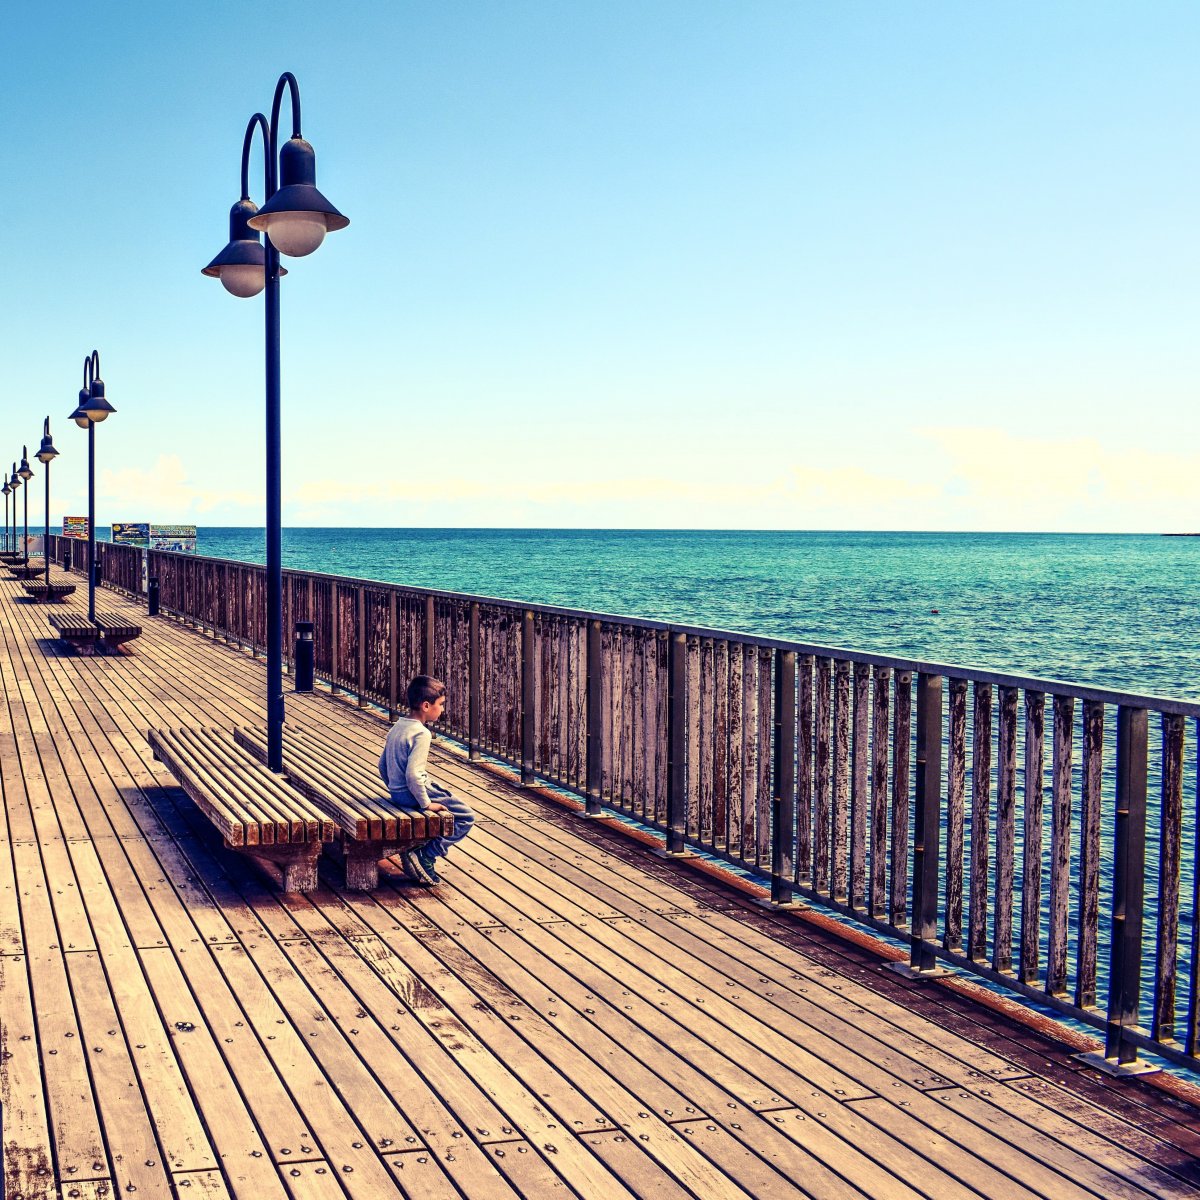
[2,3,1197,530]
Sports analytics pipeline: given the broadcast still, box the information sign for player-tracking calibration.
[112,521,150,547]
[149,524,197,553]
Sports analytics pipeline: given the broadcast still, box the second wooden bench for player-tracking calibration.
[48,611,142,651]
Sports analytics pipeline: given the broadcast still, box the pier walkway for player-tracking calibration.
[2,574,1199,1199]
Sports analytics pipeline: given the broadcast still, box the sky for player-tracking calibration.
[1,2,1197,532]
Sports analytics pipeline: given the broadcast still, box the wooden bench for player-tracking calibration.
[7,561,48,579]
[234,724,455,890]
[47,612,100,650]
[47,611,142,652]
[147,726,337,892]
[23,579,77,602]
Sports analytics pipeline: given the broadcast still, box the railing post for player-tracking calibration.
[582,619,604,816]
[663,630,690,856]
[468,602,481,760]
[356,586,367,707]
[329,583,340,692]
[890,672,951,978]
[387,591,399,720]
[1077,705,1158,1075]
[424,593,436,677]
[521,609,535,785]
[770,649,798,906]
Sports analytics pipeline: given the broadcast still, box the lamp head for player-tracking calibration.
[18,448,32,481]
[82,375,115,424]
[8,464,19,490]
[1,480,9,497]
[246,136,348,257]
[70,387,91,428]
[202,197,287,297]
[37,418,59,464]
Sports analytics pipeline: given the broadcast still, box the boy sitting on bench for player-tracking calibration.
[379,675,475,884]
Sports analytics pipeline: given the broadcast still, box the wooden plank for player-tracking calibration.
[0,951,67,1199]
[993,685,1018,974]
[1154,713,1186,1041]
[967,682,992,962]
[830,659,850,901]
[812,656,831,893]
[1046,694,1074,996]
[850,660,870,910]
[1020,690,1045,985]
[944,677,967,952]
[889,670,911,927]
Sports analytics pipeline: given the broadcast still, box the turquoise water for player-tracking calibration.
[182,528,1198,701]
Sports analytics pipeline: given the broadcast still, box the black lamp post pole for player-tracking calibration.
[87,419,96,622]
[43,453,50,587]
[265,237,283,771]
[22,454,30,568]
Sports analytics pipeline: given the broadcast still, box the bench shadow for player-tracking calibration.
[33,636,72,657]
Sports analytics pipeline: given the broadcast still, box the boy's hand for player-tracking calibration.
[427,802,451,814]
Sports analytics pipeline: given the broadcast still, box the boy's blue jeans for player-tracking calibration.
[394,787,475,858]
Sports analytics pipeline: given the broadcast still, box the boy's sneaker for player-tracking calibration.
[415,848,441,885]
[399,850,427,884]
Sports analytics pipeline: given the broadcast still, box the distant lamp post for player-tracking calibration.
[2,476,10,554]
[36,419,59,587]
[68,351,116,621]
[18,448,33,567]
[202,71,347,772]
[8,464,20,559]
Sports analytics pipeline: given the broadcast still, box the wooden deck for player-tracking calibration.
[2,578,1199,1200]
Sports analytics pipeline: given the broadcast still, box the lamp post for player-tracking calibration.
[18,448,33,567]
[8,464,20,560]
[36,419,59,587]
[202,71,347,772]
[2,476,9,554]
[68,352,116,622]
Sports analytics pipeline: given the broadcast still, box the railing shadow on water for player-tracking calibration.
[58,534,1200,1076]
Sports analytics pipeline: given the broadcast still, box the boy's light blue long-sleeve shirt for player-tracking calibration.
[378,717,443,810]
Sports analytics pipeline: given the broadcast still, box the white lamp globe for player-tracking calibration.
[264,211,327,257]
[219,263,267,298]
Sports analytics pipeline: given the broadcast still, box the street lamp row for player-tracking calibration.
[2,422,60,589]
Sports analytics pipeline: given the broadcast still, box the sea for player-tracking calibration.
[174,528,1198,701]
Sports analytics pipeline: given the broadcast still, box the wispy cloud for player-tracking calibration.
[99,454,259,517]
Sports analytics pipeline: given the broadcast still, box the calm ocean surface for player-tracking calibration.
[179,528,1198,701]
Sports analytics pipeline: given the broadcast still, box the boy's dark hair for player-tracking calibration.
[407,675,446,709]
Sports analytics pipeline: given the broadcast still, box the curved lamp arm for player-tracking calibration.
[269,71,303,171]
[240,112,272,202]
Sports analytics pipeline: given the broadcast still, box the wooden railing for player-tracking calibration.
[54,536,1200,1073]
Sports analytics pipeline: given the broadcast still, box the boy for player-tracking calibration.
[379,675,475,885]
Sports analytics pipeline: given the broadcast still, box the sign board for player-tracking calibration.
[112,521,150,547]
[63,516,89,540]
[149,524,197,553]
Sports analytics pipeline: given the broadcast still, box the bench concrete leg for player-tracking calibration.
[341,839,421,891]
[246,842,323,893]
[343,843,380,891]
